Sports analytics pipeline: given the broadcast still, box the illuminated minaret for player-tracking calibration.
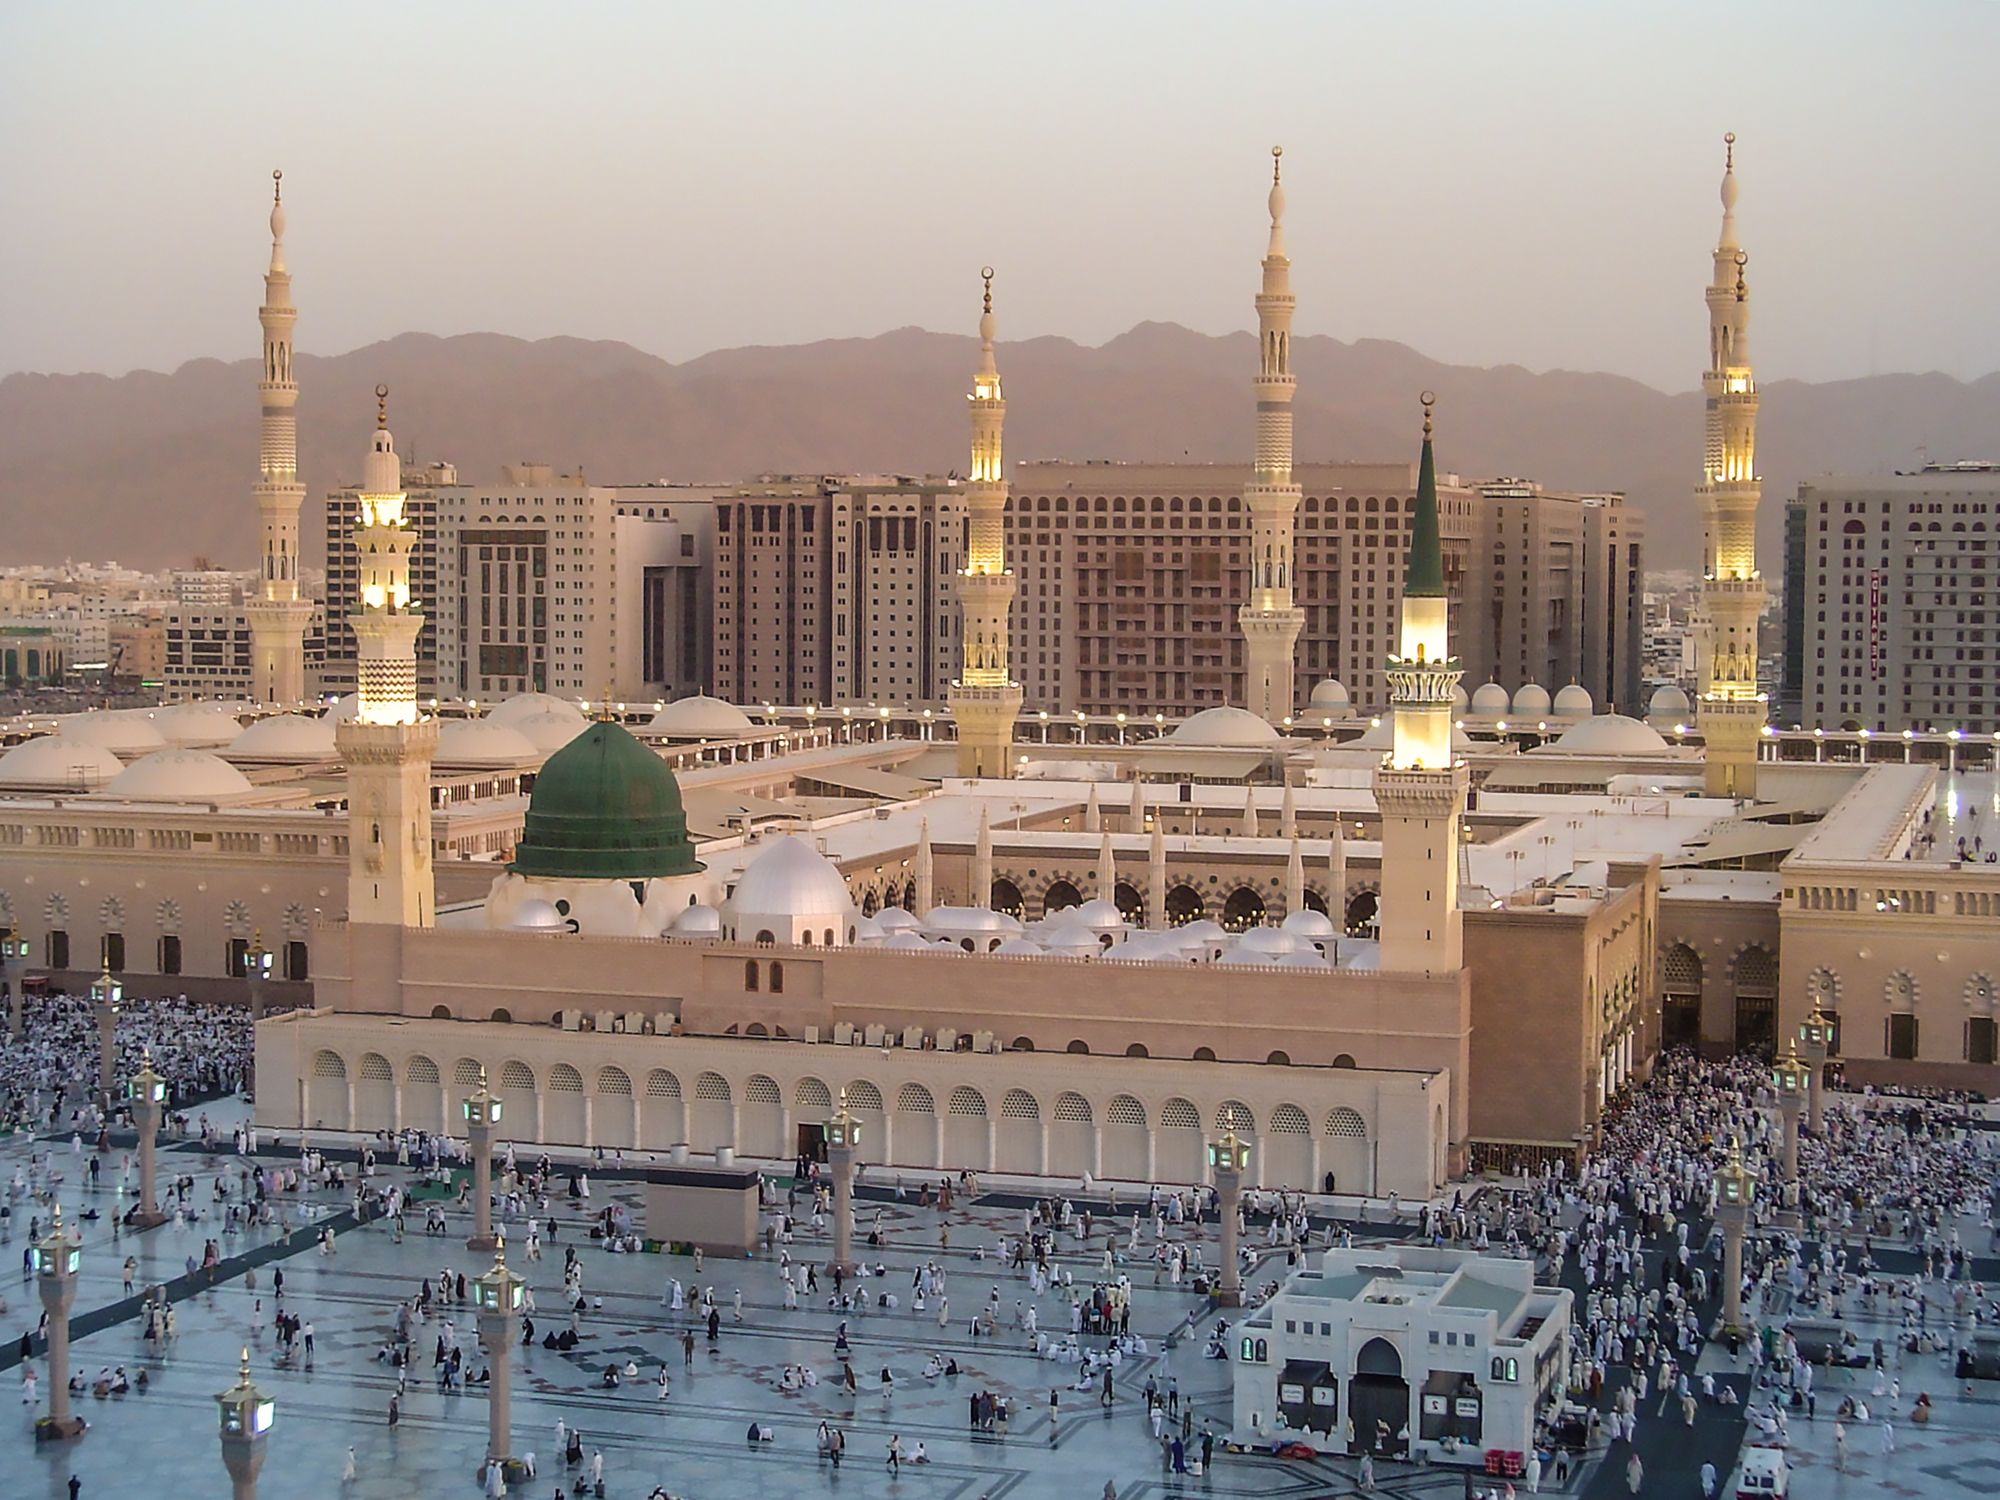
[1239,146,1306,723]
[334,388,439,928]
[1371,394,1467,975]
[950,268,1024,778]
[244,170,315,706]
[1695,133,1765,798]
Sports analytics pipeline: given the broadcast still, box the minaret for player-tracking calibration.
[1280,780,1298,839]
[1285,834,1305,915]
[1695,133,1766,799]
[1097,830,1117,902]
[950,268,1025,777]
[973,804,994,912]
[244,170,315,706]
[1239,146,1306,723]
[1329,824,1348,931]
[1083,783,1101,833]
[1127,777,1145,833]
[1242,784,1260,839]
[1371,394,1468,975]
[1147,820,1167,930]
[913,817,935,915]
[334,387,439,928]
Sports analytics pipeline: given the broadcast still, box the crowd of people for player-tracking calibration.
[0,989,252,1134]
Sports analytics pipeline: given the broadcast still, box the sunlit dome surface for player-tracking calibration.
[0,735,123,789]
[648,694,756,739]
[1469,682,1511,716]
[1511,683,1552,716]
[1167,706,1283,748]
[728,835,854,917]
[1552,684,1594,717]
[101,748,255,802]
[435,718,538,766]
[226,713,336,761]
[1547,714,1670,756]
[508,707,590,756]
[489,693,586,727]
[1648,685,1692,718]
[147,701,246,748]
[1308,679,1351,710]
[59,711,167,757]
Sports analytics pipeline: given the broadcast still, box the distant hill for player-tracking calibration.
[3,324,1995,571]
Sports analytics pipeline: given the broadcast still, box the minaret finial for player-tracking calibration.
[375,383,389,431]
[273,168,283,205]
[981,265,994,316]
[1734,250,1748,302]
[1272,144,1283,185]
[1421,389,1435,440]
[1724,131,1735,171]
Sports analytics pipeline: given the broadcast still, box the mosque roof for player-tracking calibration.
[0,734,124,789]
[727,835,854,917]
[507,706,590,756]
[508,720,700,880]
[225,713,337,761]
[1545,714,1670,756]
[648,694,756,740]
[59,711,168,757]
[100,748,255,802]
[435,718,539,767]
[488,692,586,727]
[146,700,247,748]
[1168,706,1283,748]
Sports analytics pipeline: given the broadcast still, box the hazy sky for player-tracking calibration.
[3,1,1994,392]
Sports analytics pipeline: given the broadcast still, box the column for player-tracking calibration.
[131,1052,169,1229]
[829,1137,857,1275]
[34,1208,84,1440]
[1209,1130,1249,1308]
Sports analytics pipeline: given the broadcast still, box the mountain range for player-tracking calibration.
[3,324,1995,572]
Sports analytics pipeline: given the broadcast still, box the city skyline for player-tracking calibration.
[2,2,1995,390]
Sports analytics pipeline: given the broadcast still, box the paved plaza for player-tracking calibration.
[1,1086,1995,1499]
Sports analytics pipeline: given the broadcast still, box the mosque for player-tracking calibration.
[4,140,1996,1194]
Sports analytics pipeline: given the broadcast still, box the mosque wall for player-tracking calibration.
[1657,894,1784,1059]
[254,1010,1447,1197]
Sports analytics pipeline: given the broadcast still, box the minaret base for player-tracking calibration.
[1699,697,1765,799]
[246,601,316,707]
[950,684,1023,779]
[1240,606,1305,724]
[1371,761,1469,976]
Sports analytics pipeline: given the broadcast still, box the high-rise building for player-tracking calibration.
[242,172,315,706]
[1693,134,1767,797]
[1779,491,1809,726]
[1789,463,2000,733]
[1239,148,1306,723]
[950,269,1023,776]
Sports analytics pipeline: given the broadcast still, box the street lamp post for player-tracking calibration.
[245,930,272,1021]
[463,1067,502,1251]
[128,1048,170,1229]
[825,1092,860,1277]
[34,1205,86,1441]
[91,958,123,1113]
[215,1346,275,1500]
[1,927,27,1040]
[1711,1138,1755,1339]
[1207,1129,1250,1308]
[1772,1041,1809,1207]
[474,1234,526,1489]
[1797,1004,1834,1136]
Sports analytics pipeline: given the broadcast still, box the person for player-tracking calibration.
[887,1434,903,1473]
[1881,1416,1895,1454]
[1700,1460,1718,1499]
[1524,1451,1541,1494]
[1835,1419,1848,1472]
[1625,1453,1643,1494]
[342,1446,357,1483]
[1358,1452,1374,1490]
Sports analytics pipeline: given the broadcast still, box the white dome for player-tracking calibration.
[1046,927,1101,957]
[1552,684,1594,717]
[0,734,123,789]
[648,694,756,740]
[1177,918,1228,943]
[728,836,854,920]
[922,906,1023,934]
[1104,935,1174,963]
[512,899,566,931]
[1276,948,1332,970]
[1065,897,1127,929]
[668,903,722,938]
[1548,714,1671,756]
[1232,926,1301,957]
[147,701,246,748]
[1281,907,1338,939]
[1450,683,1469,712]
[1469,682,1511,716]
[101,748,255,802]
[1168,706,1283,748]
[436,718,538,767]
[508,706,590,756]
[1511,683,1552,716]
[59,711,167,757]
[995,936,1046,957]
[1308,679,1351,710]
[875,906,921,932]
[851,911,886,945]
[489,693,585,727]
[1648,685,1691,718]
[883,930,934,952]
[227,714,337,762]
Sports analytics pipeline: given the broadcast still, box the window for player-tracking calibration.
[284,940,309,982]
[744,960,759,993]
[102,932,125,972]
[1886,1013,1919,1060]
[158,935,182,976]
[48,930,69,970]
[227,937,249,978]
[769,960,784,995]
[1969,1017,1998,1066]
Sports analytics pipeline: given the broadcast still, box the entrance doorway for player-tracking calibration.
[796,1122,827,1165]
[1348,1337,1410,1458]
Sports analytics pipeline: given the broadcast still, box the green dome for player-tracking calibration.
[509,720,701,880]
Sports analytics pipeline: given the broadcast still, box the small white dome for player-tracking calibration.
[227,713,337,761]
[1276,948,1331,970]
[875,906,921,932]
[1450,683,1469,712]
[59,711,167,757]
[512,899,566,930]
[1553,684,1594,717]
[1177,918,1228,943]
[1469,682,1511,716]
[1232,926,1301,957]
[489,693,586,727]
[1511,683,1552,716]
[1547,714,1671,756]
[995,936,1045,957]
[1065,897,1127,929]
[922,906,1023,934]
[508,706,590,756]
[883,930,934,952]
[1648,684,1692,718]
[668,903,722,938]
[101,748,255,802]
[648,694,756,740]
[436,718,538,767]
[851,911,886,945]
[1046,927,1101,957]
[728,836,854,920]
[1308,679,1351,710]
[1103,935,1171,963]
[1167,706,1283,748]
[1281,907,1338,939]
[0,734,124,789]
[147,701,246,748]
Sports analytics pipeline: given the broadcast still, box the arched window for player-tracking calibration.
[744,960,759,992]
[769,960,784,994]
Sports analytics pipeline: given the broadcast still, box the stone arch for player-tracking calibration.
[544,1062,586,1144]
[1165,884,1205,925]
[741,1074,784,1157]
[1302,888,1329,915]
[1112,881,1145,925]
[990,878,1024,918]
[1662,941,1704,1049]
[1215,1100,1255,1134]
[307,1048,349,1131]
[1158,1096,1203,1182]
[1344,887,1379,935]
[1193,1046,1218,1062]
[1047,1090,1091,1176]
[946,1085,992,1170]
[1265,1103,1312,1189]
[154,898,182,933]
[1732,943,1778,1054]
[1125,1042,1149,1058]
[403,1054,443,1134]
[1221,887,1266,932]
[1041,879,1082,916]
[1332,1053,1357,1068]
[430,1004,453,1020]
[494,1060,537,1142]
[355,1052,395,1128]
[1066,1040,1090,1055]
[1322,1105,1370,1195]
[843,1079,885,1158]
[642,1067,683,1150]
[692,1070,734,1152]
[898,1082,935,1113]
[453,1058,484,1088]
[1265,1050,1290,1066]
[1102,1093,1148,1180]
[795,1077,833,1113]
[894,1081,938,1168]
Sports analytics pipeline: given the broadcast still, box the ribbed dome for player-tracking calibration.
[508,707,590,756]
[727,836,853,918]
[509,721,700,879]
[436,718,538,767]
[148,701,246,748]
[1308,679,1351,710]
[1469,682,1511,715]
[1648,685,1691,718]
[489,692,585,727]
[648,694,756,740]
[1548,714,1670,756]
[1552,684,1594,717]
[0,734,123,789]
[102,748,255,802]
[1511,683,1552,716]
[60,712,167,757]
[1168,706,1283,747]
[227,713,337,762]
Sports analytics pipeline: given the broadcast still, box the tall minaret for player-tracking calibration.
[1695,133,1766,798]
[1239,146,1306,723]
[334,388,439,928]
[1371,394,1468,975]
[950,268,1025,778]
[244,170,315,706]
